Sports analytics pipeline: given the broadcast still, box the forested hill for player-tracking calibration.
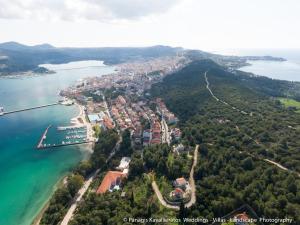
[150,59,300,223]
[0,42,182,74]
[151,59,300,121]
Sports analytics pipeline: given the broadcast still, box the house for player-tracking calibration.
[97,171,127,194]
[174,177,188,190]
[117,95,126,105]
[170,188,184,199]
[234,212,249,225]
[88,114,101,124]
[143,129,152,146]
[117,157,131,171]
[173,144,185,153]
[165,113,178,124]
[171,128,182,141]
[102,116,114,129]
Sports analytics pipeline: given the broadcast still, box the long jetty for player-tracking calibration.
[0,103,59,116]
[37,141,93,150]
[37,125,52,149]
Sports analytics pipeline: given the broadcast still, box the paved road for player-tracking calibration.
[185,145,198,208]
[60,137,122,225]
[151,181,179,210]
[60,169,99,225]
[161,119,170,145]
[152,145,199,209]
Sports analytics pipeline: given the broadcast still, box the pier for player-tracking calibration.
[37,124,92,150]
[37,125,52,149]
[0,103,59,116]
[37,141,93,150]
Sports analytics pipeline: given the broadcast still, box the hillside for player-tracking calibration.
[0,42,289,77]
[0,42,182,75]
[150,60,300,223]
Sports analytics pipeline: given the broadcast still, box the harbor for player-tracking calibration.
[37,124,91,150]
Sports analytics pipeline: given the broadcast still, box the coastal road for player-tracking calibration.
[60,169,99,225]
[60,137,122,225]
[152,145,199,209]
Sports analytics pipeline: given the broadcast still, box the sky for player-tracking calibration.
[0,0,300,51]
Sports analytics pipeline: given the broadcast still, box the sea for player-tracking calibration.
[0,50,300,225]
[0,61,115,225]
[215,49,300,82]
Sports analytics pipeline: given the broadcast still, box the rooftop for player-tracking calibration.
[97,171,126,194]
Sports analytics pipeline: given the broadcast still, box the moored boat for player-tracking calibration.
[0,107,4,115]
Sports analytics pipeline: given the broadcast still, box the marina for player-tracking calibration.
[37,124,90,150]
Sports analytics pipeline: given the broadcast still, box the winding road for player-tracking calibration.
[205,71,300,178]
[204,71,249,115]
[152,145,199,209]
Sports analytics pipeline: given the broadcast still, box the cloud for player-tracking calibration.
[0,0,181,21]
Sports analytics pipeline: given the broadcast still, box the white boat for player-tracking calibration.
[0,107,4,115]
[59,97,74,106]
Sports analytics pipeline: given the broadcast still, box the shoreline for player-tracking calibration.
[31,174,69,225]
[72,102,95,143]
[32,103,94,225]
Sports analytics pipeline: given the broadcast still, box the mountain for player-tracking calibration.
[0,41,287,76]
[150,59,300,221]
[0,42,55,51]
[0,42,31,51]
[0,42,183,75]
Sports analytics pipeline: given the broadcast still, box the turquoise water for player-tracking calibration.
[0,61,114,225]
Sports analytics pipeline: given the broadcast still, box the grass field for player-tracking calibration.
[278,98,300,113]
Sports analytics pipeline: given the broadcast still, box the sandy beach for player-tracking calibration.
[72,103,95,143]
[32,103,95,225]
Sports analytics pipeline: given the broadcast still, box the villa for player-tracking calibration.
[97,171,127,194]
[170,188,184,199]
[234,212,250,225]
[174,177,188,190]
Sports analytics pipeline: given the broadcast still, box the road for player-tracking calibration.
[204,71,249,115]
[152,145,199,209]
[151,181,179,210]
[205,71,300,177]
[60,169,99,225]
[161,118,171,145]
[60,137,122,225]
[263,159,300,177]
[185,144,198,208]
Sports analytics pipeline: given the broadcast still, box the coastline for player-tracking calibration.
[32,103,94,225]
[31,174,69,225]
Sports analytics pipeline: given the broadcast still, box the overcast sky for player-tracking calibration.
[0,0,299,51]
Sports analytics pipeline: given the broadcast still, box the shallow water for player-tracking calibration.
[0,61,114,225]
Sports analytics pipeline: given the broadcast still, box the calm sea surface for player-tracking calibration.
[0,61,114,225]
[217,49,300,82]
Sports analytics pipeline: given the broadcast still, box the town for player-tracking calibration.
[60,56,186,148]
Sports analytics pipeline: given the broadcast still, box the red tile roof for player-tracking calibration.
[175,177,187,186]
[235,212,249,221]
[97,171,126,194]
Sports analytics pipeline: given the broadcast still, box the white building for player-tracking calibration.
[116,157,131,171]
